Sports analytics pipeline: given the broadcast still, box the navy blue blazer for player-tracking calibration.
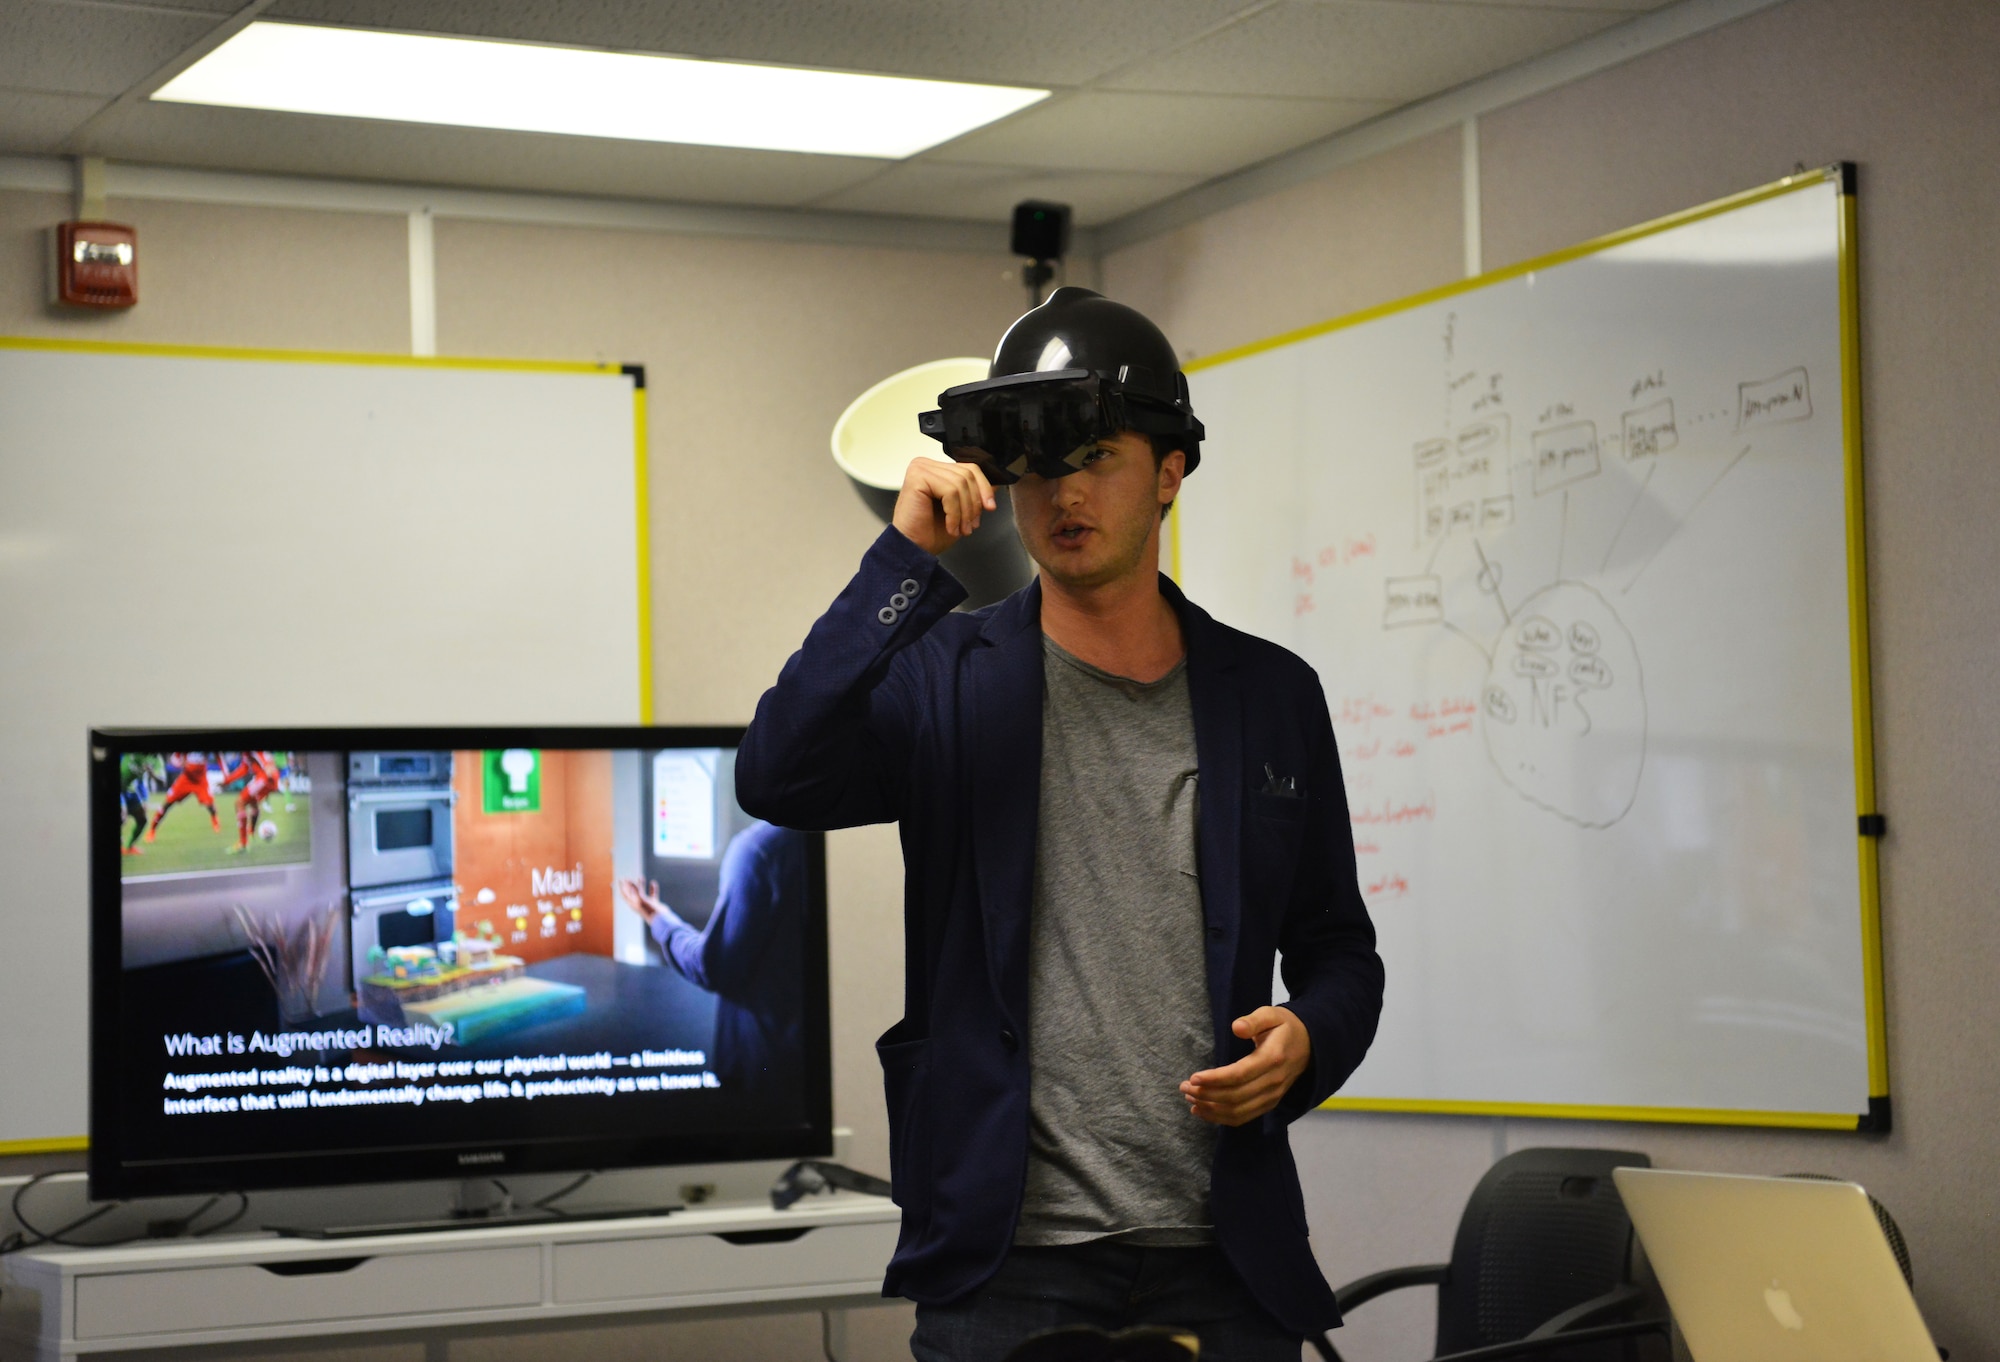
[737,527,1384,1337]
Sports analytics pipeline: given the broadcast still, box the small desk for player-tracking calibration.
[0,1194,900,1362]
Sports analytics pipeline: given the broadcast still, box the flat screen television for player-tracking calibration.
[89,727,831,1201]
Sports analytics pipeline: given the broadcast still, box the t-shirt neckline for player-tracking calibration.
[1042,632,1188,691]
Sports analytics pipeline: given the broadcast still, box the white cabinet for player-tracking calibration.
[0,1196,898,1362]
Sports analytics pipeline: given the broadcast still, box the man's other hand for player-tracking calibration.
[1180,1006,1312,1126]
[892,456,996,557]
[615,876,663,925]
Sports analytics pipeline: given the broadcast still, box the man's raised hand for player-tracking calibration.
[1179,1006,1313,1127]
[892,456,996,558]
[615,876,662,924]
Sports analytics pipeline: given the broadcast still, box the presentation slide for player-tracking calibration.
[110,745,811,1164]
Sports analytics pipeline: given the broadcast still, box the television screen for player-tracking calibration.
[90,727,831,1200]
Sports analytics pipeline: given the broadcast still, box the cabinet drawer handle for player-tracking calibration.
[257,1257,371,1276]
[715,1228,811,1246]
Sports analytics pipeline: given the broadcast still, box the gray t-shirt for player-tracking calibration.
[1013,634,1217,1247]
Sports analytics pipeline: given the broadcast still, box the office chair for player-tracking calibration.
[1782,1172,1912,1285]
[1312,1147,1669,1362]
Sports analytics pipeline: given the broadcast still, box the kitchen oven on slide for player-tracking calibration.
[346,751,457,997]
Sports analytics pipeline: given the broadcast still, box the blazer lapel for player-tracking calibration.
[1167,576,1245,1052]
[966,581,1045,1026]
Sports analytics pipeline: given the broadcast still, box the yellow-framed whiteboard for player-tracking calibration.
[1175,165,1885,1130]
[0,338,651,1151]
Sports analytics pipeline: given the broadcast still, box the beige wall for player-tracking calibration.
[1105,0,2000,1357]
[1105,127,1464,364]
[0,191,409,351]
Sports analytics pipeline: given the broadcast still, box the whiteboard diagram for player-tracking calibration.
[1179,171,1883,1125]
[1479,580,1645,829]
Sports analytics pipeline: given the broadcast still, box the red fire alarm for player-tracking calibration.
[54,221,138,309]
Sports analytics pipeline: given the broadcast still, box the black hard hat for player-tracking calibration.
[917,287,1203,482]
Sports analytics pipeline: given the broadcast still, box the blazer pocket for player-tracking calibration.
[876,1033,931,1214]
[1248,793,1306,913]
[1253,790,1308,823]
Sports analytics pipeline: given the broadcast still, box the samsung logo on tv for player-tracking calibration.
[458,1151,506,1165]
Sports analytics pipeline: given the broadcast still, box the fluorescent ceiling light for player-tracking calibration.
[153,22,1048,160]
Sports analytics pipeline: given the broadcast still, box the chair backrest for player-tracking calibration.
[1435,1147,1652,1357]
[1781,1173,1913,1286]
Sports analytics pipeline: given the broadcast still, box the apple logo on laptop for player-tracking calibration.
[1765,1281,1807,1332]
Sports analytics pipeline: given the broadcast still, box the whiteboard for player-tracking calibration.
[1178,171,1885,1127]
[0,343,645,1145]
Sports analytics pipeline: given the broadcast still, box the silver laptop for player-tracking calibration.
[1613,1167,1938,1362]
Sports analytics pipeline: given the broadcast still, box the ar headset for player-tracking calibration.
[917,287,1204,485]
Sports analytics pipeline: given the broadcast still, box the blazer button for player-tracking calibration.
[877,606,898,626]
[901,578,921,596]
[999,1028,1019,1053]
[889,592,910,611]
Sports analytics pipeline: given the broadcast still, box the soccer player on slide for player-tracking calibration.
[220,749,282,853]
[118,753,162,855]
[146,751,220,841]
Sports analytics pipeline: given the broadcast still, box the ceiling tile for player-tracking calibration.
[0,1,221,97]
[0,88,110,153]
[814,162,1206,227]
[79,102,890,207]
[1390,0,1667,9]
[922,90,1390,176]
[262,0,1263,89]
[1,0,1680,223]
[59,0,245,11]
[1103,0,1624,100]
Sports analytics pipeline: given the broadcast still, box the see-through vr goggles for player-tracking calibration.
[916,367,1204,485]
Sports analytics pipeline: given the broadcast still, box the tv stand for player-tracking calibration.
[0,1192,899,1362]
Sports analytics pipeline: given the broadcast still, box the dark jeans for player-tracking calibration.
[909,1241,1302,1362]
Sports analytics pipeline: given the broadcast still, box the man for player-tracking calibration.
[614,819,808,1101]
[737,288,1383,1360]
[146,751,220,841]
[219,749,282,854]
[118,753,162,855]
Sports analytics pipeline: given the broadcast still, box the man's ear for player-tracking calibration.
[1156,448,1186,506]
